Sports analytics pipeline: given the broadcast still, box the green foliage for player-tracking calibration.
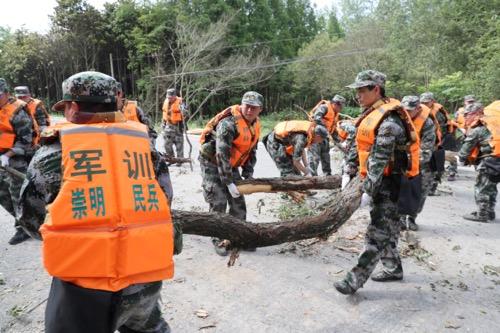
[276,202,314,221]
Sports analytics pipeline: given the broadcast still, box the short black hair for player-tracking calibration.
[367,85,386,98]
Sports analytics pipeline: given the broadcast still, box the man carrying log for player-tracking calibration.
[335,70,420,295]
[199,91,263,255]
[399,96,438,231]
[307,95,346,176]
[264,120,328,177]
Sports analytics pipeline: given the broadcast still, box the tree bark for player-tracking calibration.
[235,175,341,194]
[173,177,363,248]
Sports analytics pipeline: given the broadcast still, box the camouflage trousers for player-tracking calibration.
[447,156,458,176]
[307,139,331,176]
[474,170,497,215]
[162,123,184,158]
[46,278,169,333]
[264,133,300,177]
[0,157,28,229]
[199,156,246,219]
[345,177,403,290]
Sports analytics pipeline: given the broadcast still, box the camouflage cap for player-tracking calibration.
[464,102,483,115]
[331,94,346,104]
[14,86,30,97]
[314,124,329,139]
[0,78,9,93]
[420,92,434,103]
[464,95,475,102]
[53,71,117,111]
[241,91,263,107]
[346,70,386,89]
[401,95,420,111]
[166,88,176,97]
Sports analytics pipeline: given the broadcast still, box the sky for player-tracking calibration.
[2,0,333,33]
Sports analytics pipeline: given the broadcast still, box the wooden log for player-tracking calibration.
[0,166,26,180]
[235,175,341,195]
[173,176,363,249]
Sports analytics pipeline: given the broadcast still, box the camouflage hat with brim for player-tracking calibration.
[346,70,386,89]
[241,91,264,107]
[14,86,30,97]
[53,71,117,111]
[401,95,420,111]
[0,78,9,93]
[314,124,329,139]
[464,102,483,115]
[166,88,176,97]
[419,92,434,103]
[464,95,475,102]
[332,94,346,104]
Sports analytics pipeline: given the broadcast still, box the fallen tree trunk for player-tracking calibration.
[173,176,363,249]
[235,175,341,194]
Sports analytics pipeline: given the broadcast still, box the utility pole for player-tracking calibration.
[109,53,114,78]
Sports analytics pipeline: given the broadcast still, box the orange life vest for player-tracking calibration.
[122,100,139,122]
[481,115,500,158]
[456,107,466,129]
[26,98,51,127]
[162,97,183,124]
[430,102,454,133]
[412,104,442,146]
[309,100,338,133]
[199,105,260,167]
[356,98,420,178]
[40,120,174,292]
[274,120,315,155]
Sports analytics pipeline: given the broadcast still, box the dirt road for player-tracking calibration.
[1,135,499,332]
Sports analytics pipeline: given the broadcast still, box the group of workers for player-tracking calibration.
[0,67,498,331]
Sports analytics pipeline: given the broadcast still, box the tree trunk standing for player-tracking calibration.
[173,177,363,249]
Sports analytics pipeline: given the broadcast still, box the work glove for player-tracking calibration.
[227,183,241,198]
[455,155,464,166]
[359,193,372,208]
[341,174,351,190]
[0,154,10,167]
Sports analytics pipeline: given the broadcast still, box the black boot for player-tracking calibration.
[334,279,356,295]
[488,211,495,221]
[407,216,418,231]
[8,228,31,245]
[463,211,489,223]
[371,270,403,282]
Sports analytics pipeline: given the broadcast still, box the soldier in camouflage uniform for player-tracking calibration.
[199,91,262,255]
[400,96,437,231]
[420,92,458,190]
[161,88,188,161]
[265,122,328,177]
[17,71,181,333]
[335,70,415,295]
[0,78,35,245]
[308,95,346,176]
[14,85,51,132]
[458,102,498,222]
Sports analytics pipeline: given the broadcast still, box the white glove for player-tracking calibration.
[360,193,372,208]
[227,183,241,198]
[340,141,348,150]
[341,174,351,190]
[0,154,10,167]
[455,155,464,166]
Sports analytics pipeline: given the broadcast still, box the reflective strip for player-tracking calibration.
[60,126,149,139]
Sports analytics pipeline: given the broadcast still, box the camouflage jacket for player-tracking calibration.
[332,121,356,149]
[419,117,437,166]
[212,115,258,185]
[3,97,35,157]
[345,103,410,197]
[435,109,448,136]
[136,104,158,141]
[312,104,330,127]
[275,132,308,161]
[28,98,50,130]
[458,124,493,169]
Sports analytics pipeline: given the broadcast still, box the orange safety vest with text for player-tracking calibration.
[122,100,140,122]
[40,121,174,292]
[274,120,315,155]
[26,98,51,127]
[356,98,420,178]
[309,100,338,133]
[162,97,183,124]
[199,105,260,167]
[412,104,442,147]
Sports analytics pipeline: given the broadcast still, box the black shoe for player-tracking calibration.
[211,238,229,256]
[334,280,356,295]
[407,216,418,231]
[463,211,489,223]
[488,211,495,221]
[8,229,30,245]
[371,270,403,282]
